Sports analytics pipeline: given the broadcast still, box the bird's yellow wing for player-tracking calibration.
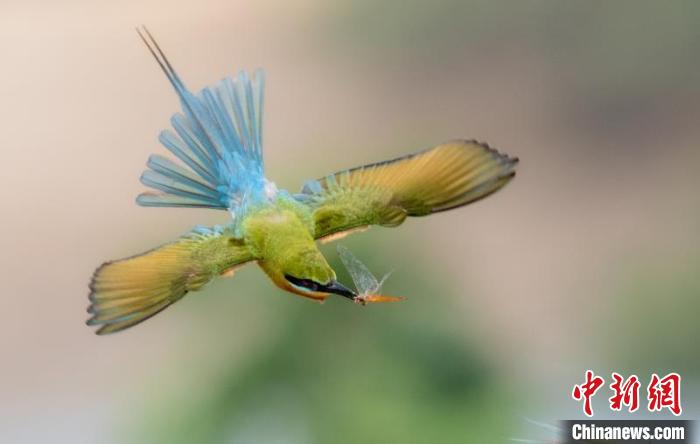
[87,227,252,334]
[298,140,518,240]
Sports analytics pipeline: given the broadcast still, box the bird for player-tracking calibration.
[86,27,519,335]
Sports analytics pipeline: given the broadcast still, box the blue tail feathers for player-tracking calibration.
[135,27,270,214]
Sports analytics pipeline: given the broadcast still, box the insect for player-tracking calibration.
[85,27,518,334]
[337,245,405,305]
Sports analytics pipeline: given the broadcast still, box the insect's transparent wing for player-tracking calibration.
[376,269,394,292]
[337,245,380,295]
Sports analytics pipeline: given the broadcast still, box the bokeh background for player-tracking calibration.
[1,1,699,442]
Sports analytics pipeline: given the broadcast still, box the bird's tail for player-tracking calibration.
[87,228,251,334]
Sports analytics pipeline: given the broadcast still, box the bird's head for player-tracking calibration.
[260,246,356,301]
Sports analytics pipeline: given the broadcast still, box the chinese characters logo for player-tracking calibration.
[572,371,681,417]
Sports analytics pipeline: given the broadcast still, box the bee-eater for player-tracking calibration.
[86,28,518,334]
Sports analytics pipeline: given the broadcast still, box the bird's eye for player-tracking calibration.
[284,274,320,291]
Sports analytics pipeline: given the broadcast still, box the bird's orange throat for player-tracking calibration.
[258,260,328,302]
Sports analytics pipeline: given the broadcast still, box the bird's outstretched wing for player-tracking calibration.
[87,226,253,334]
[296,140,518,240]
[135,28,272,215]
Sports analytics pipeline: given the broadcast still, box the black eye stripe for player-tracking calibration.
[285,275,321,291]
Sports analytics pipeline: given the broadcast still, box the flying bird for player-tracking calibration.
[87,27,518,334]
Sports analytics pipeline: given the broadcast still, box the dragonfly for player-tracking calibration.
[337,245,405,305]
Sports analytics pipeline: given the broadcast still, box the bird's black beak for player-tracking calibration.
[321,280,357,300]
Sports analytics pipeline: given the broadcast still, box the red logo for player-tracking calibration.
[572,371,682,417]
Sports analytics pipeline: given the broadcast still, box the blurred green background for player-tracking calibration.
[1,1,699,443]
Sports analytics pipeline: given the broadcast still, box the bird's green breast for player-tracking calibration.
[238,195,336,288]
